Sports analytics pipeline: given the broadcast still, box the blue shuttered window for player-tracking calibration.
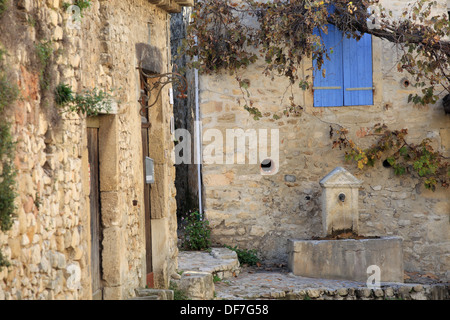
[313,26,373,107]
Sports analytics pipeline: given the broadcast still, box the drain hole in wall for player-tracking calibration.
[401,78,410,88]
[261,159,274,173]
[383,159,392,168]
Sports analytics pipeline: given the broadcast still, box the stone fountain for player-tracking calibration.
[288,167,404,283]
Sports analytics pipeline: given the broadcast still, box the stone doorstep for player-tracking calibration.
[175,248,241,300]
[132,288,174,300]
[178,248,241,280]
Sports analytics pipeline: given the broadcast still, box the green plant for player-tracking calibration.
[169,281,190,300]
[225,245,260,266]
[332,124,449,191]
[0,0,8,17]
[63,0,91,16]
[55,84,115,117]
[55,83,74,106]
[0,250,10,269]
[35,41,54,89]
[0,0,7,16]
[0,47,18,270]
[181,211,211,251]
[184,0,450,116]
[0,121,16,233]
[34,194,42,211]
[0,73,19,113]
[213,275,222,283]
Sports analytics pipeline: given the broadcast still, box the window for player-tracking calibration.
[313,25,373,107]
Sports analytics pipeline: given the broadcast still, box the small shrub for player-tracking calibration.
[225,245,260,266]
[0,0,8,17]
[35,41,54,89]
[55,83,74,106]
[0,73,19,113]
[0,46,17,270]
[0,249,10,269]
[55,84,115,117]
[0,121,17,233]
[63,0,91,16]
[169,281,189,300]
[181,211,211,251]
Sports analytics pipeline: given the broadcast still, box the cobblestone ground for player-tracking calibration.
[178,250,450,300]
[213,266,450,300]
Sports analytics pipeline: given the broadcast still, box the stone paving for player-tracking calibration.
[177,248,450,300]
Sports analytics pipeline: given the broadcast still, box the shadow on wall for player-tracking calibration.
[136,43,164,74]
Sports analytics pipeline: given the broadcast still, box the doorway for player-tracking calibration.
[88,127,103,300]
[140,76,153,288]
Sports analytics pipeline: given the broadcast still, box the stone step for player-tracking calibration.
[178,247,241,280]
[133,288,174,300]
[174,247,241,300]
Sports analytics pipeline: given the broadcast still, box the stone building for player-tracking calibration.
[198,0,450,280]
[0,0,193,300]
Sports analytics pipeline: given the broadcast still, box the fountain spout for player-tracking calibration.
[319,167,362,237]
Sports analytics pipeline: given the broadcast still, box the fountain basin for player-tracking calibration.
[288,237,404,283]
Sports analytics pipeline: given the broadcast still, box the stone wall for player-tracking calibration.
[199,0,450,280]
[0,0,187,300]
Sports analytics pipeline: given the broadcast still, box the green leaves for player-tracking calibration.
[35,41,54,89]
[181,211,211,251]
[0,46,18,269]
[332,125,449,191]
[0,0,8,17]
[225,245,260,266]
[55,84,115,117]
[185,0,450,108]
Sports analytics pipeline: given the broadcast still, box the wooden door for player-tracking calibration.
[142,126,153,286]
[88,128,103,300]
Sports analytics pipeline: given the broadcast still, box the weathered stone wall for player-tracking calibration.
[0,0,90,300]
[200,0,450,280]
[0,0,183,300]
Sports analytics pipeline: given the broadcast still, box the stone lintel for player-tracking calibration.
[147,0,194,13]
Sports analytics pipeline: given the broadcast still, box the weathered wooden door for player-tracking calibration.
[140,74,153,287]
[142,125,153,286]
[88,127,103,300]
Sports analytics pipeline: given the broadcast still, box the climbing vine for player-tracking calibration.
[0,47,19,269]
[331,124,449,191]
[183,0,450,115]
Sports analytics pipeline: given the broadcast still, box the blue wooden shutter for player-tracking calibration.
[343,33,373,106]
[313,25,344,107]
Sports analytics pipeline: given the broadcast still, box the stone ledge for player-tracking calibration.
[132,288,174,300]
[178,248,241,280]
[172,271,215,300]
[288,237,404,283]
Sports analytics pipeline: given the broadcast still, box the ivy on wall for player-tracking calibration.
[0,46,19,269]
[331,124,449,192]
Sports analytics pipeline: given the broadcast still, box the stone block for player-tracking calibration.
[288,237,404,283]
[178,271,215,300]
[135,288,174,300]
